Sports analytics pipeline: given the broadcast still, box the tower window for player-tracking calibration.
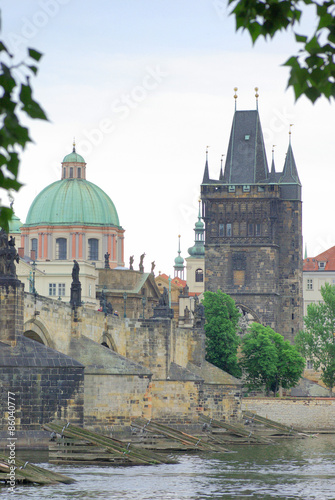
[69,167,73,178]
[195,268,203,282]
[56,238,67,260]
[228,186,235,192]
[219,224,224,237]
[88,238,99,260]
[31,238,38,255]
[248,223,254,236]
[243,185,250,192]
[78,167,81,178]
[226,223,232,237]
[255,223,261,236]
[63,167,66,178]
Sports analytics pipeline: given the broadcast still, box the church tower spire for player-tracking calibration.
[174,235,185,279]
[202,147,210,183]
[279,125,301,200]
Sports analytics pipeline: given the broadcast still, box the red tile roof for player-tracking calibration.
[303,245,335,271]
[157,273,186,287]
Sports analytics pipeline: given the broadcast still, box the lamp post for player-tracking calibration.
[142,296,146,319]
[32,260,37,296]
[123,292,127,318]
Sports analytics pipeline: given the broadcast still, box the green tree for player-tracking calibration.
[240,323,305,396]
[228,0,335,102]
[295,282,335,395]
[0,39,47,232]
[202,289,241,377]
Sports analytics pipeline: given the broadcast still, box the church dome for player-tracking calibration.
[24,179,120,227]
[8,214,23,234]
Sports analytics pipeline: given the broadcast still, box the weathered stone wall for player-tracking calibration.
[200,383,241,422]
[124,320,172,379]
[242,397,335,430]
[84,374,152,430]
[0,366,84,430]
[0,367,84,431]
[0,281,24,343]
[277,200,303,342]
[150,380,202,424]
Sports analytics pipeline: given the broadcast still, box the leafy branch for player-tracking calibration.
[0,41,48,232]
[228,0,335,102]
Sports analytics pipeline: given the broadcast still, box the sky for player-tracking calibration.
[1,0,334,275]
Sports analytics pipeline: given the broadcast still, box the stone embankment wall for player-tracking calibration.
[242,398,335,430]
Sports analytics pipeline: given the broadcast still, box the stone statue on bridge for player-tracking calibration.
[70,259,81,307]
[0,230,19,279]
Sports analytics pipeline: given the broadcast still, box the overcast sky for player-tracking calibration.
[2,1,334,274]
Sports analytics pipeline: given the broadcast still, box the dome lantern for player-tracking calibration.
[62,141,87,180]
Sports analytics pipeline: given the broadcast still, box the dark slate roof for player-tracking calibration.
[223,110,269,184]
[279,143,301,185]
[202,158,210,183]
[0,335,84,368]
[268,158,277,183]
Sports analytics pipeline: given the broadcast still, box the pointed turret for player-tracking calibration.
[202,148,210,183]
[268,147,277,184]
[279,129,301,200]
[223,109,269,184]
[219,154,224,181]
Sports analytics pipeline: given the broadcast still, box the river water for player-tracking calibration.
[2,435,335,500]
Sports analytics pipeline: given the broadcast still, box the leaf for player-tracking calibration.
[28,48,43,62]
[295,33,308,43]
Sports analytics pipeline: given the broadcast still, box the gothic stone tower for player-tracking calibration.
[201,105,303,343]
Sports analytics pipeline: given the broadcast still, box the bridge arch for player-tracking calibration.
[24,319,54,348]
[99,332,117,352]
[235,303,260,336]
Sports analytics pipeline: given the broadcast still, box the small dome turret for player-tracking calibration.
[188,201,205,258]
[174,235,185,279]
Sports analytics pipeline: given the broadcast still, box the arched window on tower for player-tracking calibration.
[195,268,203,282]
[69,167,73,178]
[78,167,81,178]
[88,238,99,261]
[56,238,67,260]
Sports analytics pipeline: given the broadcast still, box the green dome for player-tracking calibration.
[62,151,85,163]
[24,179,120,227]
[195,219,204,229]
[9,214,23,234]
[188,243,205,257]
[174,255,184,267]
